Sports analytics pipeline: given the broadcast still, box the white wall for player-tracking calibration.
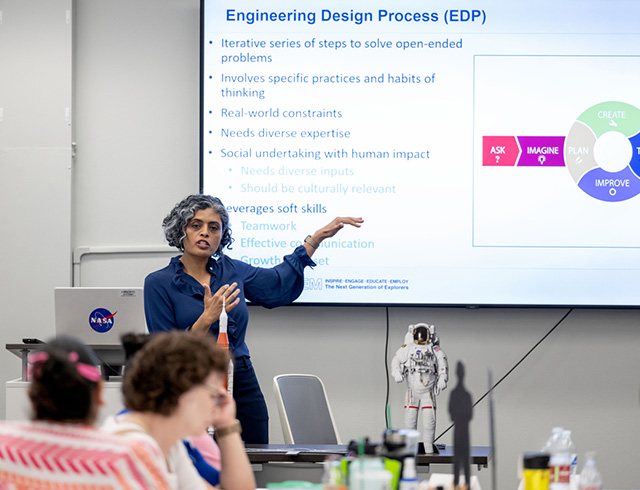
[2,1,640,490]
[0,0,73,390]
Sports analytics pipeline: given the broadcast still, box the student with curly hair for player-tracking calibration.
[102,331,255,490]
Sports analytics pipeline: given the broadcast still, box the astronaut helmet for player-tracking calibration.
[413,324,430,345]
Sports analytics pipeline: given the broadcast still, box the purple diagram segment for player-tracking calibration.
[516,136,565,166]
[578,165,640,202]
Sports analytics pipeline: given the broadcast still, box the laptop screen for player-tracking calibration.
[54,287,147,346]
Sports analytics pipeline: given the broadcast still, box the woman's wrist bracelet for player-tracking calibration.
[215,419,242,438]
[304,235,320,249]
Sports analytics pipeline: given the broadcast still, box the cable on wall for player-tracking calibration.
[382,308,574,438]
[384,306,391,428]
[434,307,574,441]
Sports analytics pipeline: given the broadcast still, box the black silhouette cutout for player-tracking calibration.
[448,361,473,489]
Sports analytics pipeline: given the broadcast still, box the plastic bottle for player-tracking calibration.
[323,457,347,490]
[578,452,602,490]
[398,457,419,490]
[561,430,577,477]
[542,427,563,453]
[349,457,393,490]
[547,427,571,490]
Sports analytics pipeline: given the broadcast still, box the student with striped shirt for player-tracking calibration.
[0,336,170,490]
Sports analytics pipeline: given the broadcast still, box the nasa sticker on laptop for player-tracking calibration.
[88,308,117,333]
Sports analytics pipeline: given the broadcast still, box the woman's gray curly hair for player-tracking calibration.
[162,194,233,254]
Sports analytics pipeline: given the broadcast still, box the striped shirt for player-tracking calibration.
[0,420,170,490]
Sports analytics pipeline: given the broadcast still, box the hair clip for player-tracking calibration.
[76,363,102,382]
[27,350,101,383]
[69,351,101,382]
[26,351,49,380]
[28,351,49,364]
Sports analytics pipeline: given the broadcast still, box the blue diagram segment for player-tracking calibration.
[628,131,640,178]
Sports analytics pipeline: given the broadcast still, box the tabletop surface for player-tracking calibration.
[245,444,491,466]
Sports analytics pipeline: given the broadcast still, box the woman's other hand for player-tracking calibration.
[304,217,364,257]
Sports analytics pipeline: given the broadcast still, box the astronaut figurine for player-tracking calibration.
[391,323,448,453]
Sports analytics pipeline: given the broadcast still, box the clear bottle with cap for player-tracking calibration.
[399,457,419,490]
[323,456,347,490]
[547,428,571,490]
[542,427,563,452]
[561,430,577,477]
[349,457,393,490]
[578,452,602,490]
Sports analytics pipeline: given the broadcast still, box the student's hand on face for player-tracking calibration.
[211,387,237,429]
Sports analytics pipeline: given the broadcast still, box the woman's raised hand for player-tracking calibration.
[191,282,240,333]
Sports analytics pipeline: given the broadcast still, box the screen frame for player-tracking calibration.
[198,0,640,309]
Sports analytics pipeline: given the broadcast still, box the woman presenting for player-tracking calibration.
[144,194,363,443]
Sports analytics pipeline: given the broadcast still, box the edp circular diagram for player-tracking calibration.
[564,101,640,202]
[483,101,640,202]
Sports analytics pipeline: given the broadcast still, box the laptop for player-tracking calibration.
[54,287,147,346]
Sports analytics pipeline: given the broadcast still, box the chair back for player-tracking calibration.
[273,374,342,444]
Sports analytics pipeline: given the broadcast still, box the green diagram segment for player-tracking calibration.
[576,101,640,138]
